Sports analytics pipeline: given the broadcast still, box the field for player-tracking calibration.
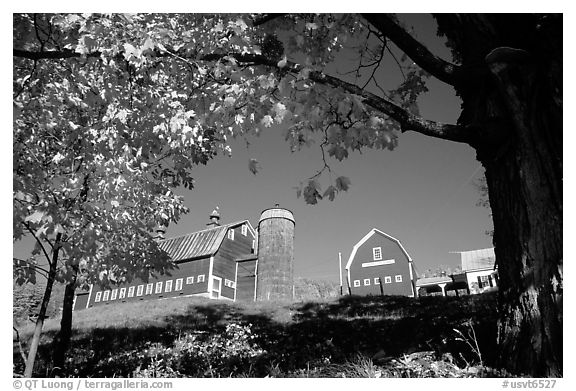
[13,292,510,378]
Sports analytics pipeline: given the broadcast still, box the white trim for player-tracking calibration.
[384,276,392,284]
[362,259,395,268]
[86,284,93,309]
[253,260,258,302]
[364,278,371,286]
[353,280,360,287]
[409,263,416,297]
[234,262,239,302]
[207,256,214,293]
[345,228,414,271]
[395,275,403,282]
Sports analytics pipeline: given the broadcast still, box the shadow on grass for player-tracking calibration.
[15,293,498,377]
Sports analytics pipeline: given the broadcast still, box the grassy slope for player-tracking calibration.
[14,293,505,377]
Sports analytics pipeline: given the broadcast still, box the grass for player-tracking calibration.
[13,292,509,377]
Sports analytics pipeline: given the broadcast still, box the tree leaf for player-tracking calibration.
[248,158,260,175]
[335,176,351,191]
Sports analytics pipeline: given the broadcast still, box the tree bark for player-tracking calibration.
[24,233,62,378]
[480,57,562,377]
[51,276,77,377]
[429,14,563,377]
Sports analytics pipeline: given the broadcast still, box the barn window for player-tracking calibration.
[136,285,144,296]
[395,275,403,282]
[145,283,153,295]
[198,274,206,283]
[119,288,126,299]
[186,276,194,284]
[110,289,118,300]
[94,292,102,302]
[373,247,382,261]
[102,291,110,301]
[165,280,173,293]
[224,279,236,288]
[374,277,381,285]
[353,280,360,287]
[128,286,135,298]
[384,276,392,284]
[364,279,371,286]
[241,224,247,236]
[175,278,183,291]
[228,229,235,240]
[155,282,163,294]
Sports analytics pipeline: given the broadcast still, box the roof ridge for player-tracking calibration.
[161,220,249,242]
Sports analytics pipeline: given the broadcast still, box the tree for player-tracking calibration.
[13,13,219,376]
[13,13,562,376]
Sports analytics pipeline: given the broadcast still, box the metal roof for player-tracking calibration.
[459,248,496,271]
[416,276,453,287]
[158,221,247,262]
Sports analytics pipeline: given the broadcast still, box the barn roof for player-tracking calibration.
[345,228,413,270]
[459,248,496,272]
[158,220,252,262]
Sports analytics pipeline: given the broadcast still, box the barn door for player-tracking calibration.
[211,276,222,299]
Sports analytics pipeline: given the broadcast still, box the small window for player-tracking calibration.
[353,280,360,287]
[119,288,126,299]
[251,239,256,253]
[224,279,236,288]
[146,283,153,295]
[395,275,402,282]
[384,276,392,284]
[373,247,382,261]
[165,280,173,293]
[94,291,102,302]
[136,285,144,296]
[241,224,248,236]
[227,229,235,240]
[374,277,381,285]
[364,279,371,286]
[197,274,205,283]
[110,289,118,300]
[175,278,183,291]
[128,286,135,298]
[186,276,194,284]
[102,291,110,301]
[155,281,163,294]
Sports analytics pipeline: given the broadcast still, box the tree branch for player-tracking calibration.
[13,43,474,143]
[361,14,468,86]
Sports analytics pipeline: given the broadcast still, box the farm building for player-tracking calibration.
[73,205,295,310]
[345,228,417,297]
[415,247,498,296]
[455,247,498,294]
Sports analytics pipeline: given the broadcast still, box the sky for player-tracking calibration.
[10,14,494,285]
[161,14,494,283]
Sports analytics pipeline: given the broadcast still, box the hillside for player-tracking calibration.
[13,292,510,378]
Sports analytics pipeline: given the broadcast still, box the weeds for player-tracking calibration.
[453,319,483,367]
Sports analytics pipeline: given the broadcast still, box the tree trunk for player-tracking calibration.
[432,14,562,377]
[24,233,62,378]
[51,276,77,377]
[478,45,562,376]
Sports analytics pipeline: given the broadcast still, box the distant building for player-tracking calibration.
[416,247,498,296]
[345,229,417,297]
[457,247,498,294]
[73,206,295,310]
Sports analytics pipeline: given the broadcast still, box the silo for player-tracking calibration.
[256,205,295,301]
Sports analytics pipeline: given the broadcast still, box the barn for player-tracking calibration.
[73,206,295,310]
[345,228,417,297]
